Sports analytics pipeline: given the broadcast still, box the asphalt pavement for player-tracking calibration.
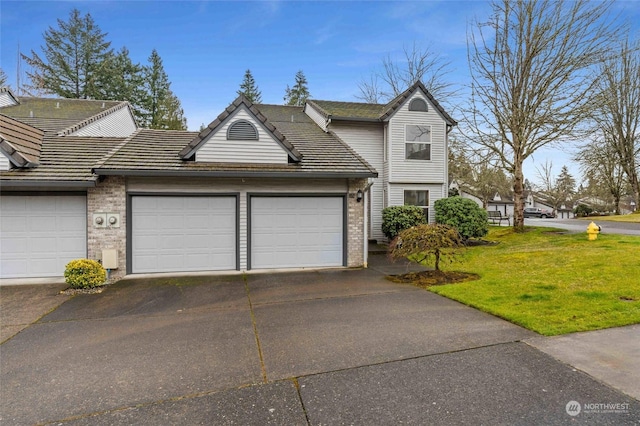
[525,217,640,236]
[1,256,638,425]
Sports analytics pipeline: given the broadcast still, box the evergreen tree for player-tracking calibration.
[284,70,310,106]
[237,69,262,103]
[141,49,186,130]
[556,166,576,202]
[22,8,113,99]
[157,90,187,130]
[100,47,146,123]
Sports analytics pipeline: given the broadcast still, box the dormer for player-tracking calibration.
[179,96,302,164]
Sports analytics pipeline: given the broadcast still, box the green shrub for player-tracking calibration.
[382,205,427,240]
[64,259,106,289]
[574,204,593,217]
[389,224,465,271]
[435,196,488,239]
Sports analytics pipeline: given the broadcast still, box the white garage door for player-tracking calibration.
[131,196,236,273]
[250,197,344,269]
[0,195,87,279]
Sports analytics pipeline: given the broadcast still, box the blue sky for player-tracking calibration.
[2,0,639,184]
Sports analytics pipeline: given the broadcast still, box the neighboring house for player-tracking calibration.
[0,81,455,283]
[487,192,515,218]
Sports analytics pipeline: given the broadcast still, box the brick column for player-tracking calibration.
[347,178,367,267]
[87,176,127,281]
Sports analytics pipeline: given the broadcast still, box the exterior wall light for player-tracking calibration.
[356,189,363,203]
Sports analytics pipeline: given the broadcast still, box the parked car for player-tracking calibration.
[524,207,555,218]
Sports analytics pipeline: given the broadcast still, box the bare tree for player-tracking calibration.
[357,42,456,104]
[466,0,622,230]
[575,135,627,214]
[534,162,576,214]
[592,37,640,209]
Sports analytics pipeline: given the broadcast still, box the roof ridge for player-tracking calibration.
[312,99,383,107]
[57,101,134,136]
[91,128,140,171]
[327,129,377,175]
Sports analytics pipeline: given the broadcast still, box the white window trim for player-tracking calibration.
[404,124,432,161]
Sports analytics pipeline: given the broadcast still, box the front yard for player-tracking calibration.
[428,227,640,336]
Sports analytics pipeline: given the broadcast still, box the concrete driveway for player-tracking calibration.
[2,259,639,425]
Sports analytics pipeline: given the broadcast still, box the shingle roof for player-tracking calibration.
[307,100,386,120]
[179,95,302,161]
[0,114,45,167]
[0,97,124,135]
[96,105,376,178]
[308,81,457,125]
[0,136,125,185]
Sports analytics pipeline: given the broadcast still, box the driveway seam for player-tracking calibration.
[244,274,268,383]
[250,287,421,307]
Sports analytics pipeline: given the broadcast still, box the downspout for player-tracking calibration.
[362,181,374,268]
[364,185,368,268]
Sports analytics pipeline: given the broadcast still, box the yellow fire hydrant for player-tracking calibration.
[587,221,601,241]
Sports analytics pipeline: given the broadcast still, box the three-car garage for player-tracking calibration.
[0,192,348,281]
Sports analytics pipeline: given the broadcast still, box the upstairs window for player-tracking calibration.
[227,120,258,140]
[405,124,431,160]
[409,98,428,112]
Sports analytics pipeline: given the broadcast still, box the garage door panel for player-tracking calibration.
[251,197,343,269]
[1,195,87,279]
[131,196,236,273]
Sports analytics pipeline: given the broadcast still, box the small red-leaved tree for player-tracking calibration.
[389,224,464,271]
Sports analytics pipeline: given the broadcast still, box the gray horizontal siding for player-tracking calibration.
[329,121,385,240]
[388,92,447,184]
[304,103,328,131]
[0,92,18,107]
[196,108,289,164]
[0,153,10,171]
[70,106,137,137]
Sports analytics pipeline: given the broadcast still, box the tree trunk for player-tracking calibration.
[630,171,640,210]
[513,161,525,231]
[434,250,440,271]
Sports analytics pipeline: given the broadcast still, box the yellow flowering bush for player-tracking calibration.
[64,259,106,289]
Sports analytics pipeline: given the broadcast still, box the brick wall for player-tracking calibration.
[347,178,367,267]
[87,176,127,281]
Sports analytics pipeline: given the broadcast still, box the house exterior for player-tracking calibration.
[305,81,457,240]
[0,82,454,283]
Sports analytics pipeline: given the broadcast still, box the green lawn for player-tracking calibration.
[428,227,640,336]
[576,214,640,223]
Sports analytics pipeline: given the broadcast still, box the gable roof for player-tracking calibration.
[0,114,45,168]
[95,104,376,178]
[57,102,137,136]
[308,81,457,126]
[0,97,125,135]
[179,95,302,161]
[0,87,20,107]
